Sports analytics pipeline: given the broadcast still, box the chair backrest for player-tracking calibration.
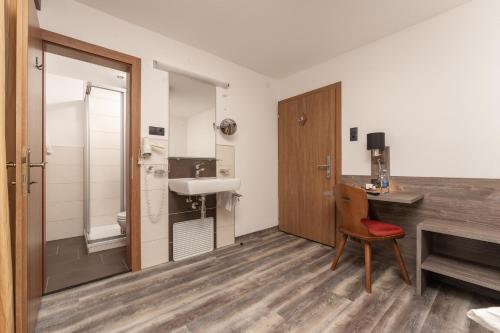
[334,183,370,236]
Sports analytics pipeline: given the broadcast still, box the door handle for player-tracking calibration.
[30,162,47,168]
[317,155,331,180]
[25,148,46,193]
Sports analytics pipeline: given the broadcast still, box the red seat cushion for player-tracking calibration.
[361,219,404,237]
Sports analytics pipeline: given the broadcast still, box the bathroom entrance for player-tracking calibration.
[39,32,142,293]
[44,57,128,292]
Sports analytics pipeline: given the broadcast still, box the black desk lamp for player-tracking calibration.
[367,132,386,186]
[367,132,385,155]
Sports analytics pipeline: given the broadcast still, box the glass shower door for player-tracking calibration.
[84,84,127,250]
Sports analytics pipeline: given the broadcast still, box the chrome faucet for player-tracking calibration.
[194,162,205,178]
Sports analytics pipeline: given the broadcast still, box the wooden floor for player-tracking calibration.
[36,229,495,333]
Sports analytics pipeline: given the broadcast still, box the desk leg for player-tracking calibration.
[417,229,431,295]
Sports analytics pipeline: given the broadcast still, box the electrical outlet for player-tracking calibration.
[350,127,358,141]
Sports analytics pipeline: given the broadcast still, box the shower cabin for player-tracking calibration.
[83,83,128,252]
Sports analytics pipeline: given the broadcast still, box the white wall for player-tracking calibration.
[278,0,500,179]
[38,0,279,267]
[45,73,85,147]
[45,74,85,241]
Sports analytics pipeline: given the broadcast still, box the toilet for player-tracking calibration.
[117,211,127,234]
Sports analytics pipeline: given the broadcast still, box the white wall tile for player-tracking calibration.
[141,238,169,269]
[90,181,120,200]
[46,182,83,203]
[141,189,168,218]
[90,131,121,149]
[217,224,235,248]
[90,214,119,227]
[90,197,121,217]
[89,147,121,166]
[46,164,84,184]
[141,214,168,242]
[141,167,169,191]
[46,146,84,165]
[46,218,84,241]
[89,113,121,133]
[46,200,83,222]
[217,208,235,228]
[216,144,236,248]
[90,166,121,182]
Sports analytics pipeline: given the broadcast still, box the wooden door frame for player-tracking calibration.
[277,82,342,246]
[39,29,142,271]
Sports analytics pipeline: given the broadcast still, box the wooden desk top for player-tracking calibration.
[367,192,424,204]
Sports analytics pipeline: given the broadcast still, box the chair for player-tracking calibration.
[331,183,411,293]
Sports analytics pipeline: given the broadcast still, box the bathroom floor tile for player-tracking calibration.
[45,236,129,293]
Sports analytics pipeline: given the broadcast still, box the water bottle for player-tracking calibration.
[380,169,389,193]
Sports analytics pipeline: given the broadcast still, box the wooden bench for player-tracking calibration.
[417,219,500,295]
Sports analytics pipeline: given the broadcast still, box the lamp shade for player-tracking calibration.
[367,132,385,150]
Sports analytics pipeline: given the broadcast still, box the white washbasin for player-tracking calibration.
[169,177,241,195]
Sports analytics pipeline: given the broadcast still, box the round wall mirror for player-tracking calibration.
[218,118,237,135]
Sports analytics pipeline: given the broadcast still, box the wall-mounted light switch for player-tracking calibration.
[350,127,358,141]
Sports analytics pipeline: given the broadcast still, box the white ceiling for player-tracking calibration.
[75,0,471,78]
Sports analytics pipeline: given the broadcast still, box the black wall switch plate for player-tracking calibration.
[350,127,358,141]
[149,126,165,136]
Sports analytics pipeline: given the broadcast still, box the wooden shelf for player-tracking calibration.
[422,254,500,292]
[418,219,500,245]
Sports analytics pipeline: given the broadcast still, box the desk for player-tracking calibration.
[367,192,424,204]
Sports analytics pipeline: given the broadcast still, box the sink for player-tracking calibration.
[169,177,241,195]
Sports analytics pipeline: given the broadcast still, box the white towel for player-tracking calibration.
[45,134,53,155]
[467,307,500,333]
[217,191,234,212]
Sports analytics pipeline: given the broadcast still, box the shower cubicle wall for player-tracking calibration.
[84,84,127,251]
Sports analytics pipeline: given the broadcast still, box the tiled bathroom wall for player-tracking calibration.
[46,146,84,241]
[216,145,236,248]
[140,138,170,268]
[45,74,85,241]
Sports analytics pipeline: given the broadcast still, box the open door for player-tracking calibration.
[5,0,43,331]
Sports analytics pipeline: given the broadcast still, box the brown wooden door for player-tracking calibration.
[278,83,341,247]
[26,1,43,331]
[6,0,43,332]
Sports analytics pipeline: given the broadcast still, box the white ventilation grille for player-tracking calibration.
[173,218,214,261]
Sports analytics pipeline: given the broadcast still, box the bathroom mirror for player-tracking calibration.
[169,73,216,158]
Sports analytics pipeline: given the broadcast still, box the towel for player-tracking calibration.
[218,191,234,212]
[467,307,500,332]
[45,134,53,155]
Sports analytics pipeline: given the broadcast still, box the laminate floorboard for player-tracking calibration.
[36,230,496,333]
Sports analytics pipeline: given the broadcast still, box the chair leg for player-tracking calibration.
[364,241,372,293]
[391,239,411,285]
[331,233,348,271]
